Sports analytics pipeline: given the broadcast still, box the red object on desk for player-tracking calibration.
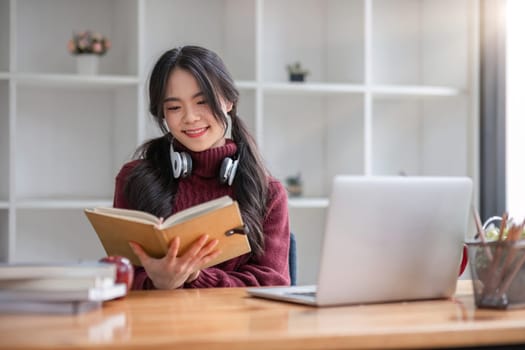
[99,256,134,291]
[459,244,468,276]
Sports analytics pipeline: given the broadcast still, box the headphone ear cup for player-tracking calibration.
[219,157,233,184]
[219,157,239,186]
[227,159,239,186]
[170,147,192,179]
[180,152,192,178]
[170,149,182,178]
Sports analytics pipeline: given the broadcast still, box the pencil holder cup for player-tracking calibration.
[467,241,525,309]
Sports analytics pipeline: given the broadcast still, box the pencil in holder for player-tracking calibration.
[467,240,525,309]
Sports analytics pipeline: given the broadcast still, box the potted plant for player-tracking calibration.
[285,173,303,197]
[286,61,309,82]
[67,31,111,75]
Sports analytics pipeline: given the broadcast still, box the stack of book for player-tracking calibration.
[0,262,126,315]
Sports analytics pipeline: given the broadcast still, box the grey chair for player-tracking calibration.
[289,232,297,286]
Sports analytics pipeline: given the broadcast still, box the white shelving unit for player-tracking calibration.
[0,0,479,284]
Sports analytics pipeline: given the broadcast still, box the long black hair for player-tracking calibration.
[124,46,268,256]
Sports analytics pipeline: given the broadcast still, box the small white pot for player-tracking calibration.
[76,54,99,75]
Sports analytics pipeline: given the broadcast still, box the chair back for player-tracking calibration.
[289,232,297,285]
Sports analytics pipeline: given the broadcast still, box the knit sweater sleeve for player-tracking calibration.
[185,180,291,288]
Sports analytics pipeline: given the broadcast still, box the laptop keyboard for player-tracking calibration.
[286,291,317,298]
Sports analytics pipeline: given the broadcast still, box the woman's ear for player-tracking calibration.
[224,100,233,113]
[163,118,170,134]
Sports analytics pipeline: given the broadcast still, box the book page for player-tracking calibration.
[89,207,160,226]
[161,196,233,229]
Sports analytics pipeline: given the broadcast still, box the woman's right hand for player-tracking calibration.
[129,234,220,289]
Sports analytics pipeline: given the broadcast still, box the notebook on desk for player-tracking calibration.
[247,175,473,307]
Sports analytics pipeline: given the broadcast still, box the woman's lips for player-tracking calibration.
[184,127,208,138]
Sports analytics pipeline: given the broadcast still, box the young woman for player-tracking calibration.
[113,46,291,289]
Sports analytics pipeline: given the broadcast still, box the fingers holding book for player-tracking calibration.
[128,234,221,289]
[184,234,221,262]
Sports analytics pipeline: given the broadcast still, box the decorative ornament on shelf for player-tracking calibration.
[67,30,111,75]
[285,173,303,197]
[286,61,310,82]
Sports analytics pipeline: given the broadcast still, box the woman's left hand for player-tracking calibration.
[129,234,220,289]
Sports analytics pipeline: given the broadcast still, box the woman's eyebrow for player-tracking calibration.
[163,92,203,103]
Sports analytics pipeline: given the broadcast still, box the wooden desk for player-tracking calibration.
[1,281,525,350]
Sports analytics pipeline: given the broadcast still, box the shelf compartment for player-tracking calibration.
[289,207,327,285]
[263,93,364,197]
[0,209,8,262]
[143,0,255,81]
[372,0,470,88]
[235,81,257,90]
[16,0,139,76]
[15,85,138,199]
[0,202,8,209]
[372,96,469,176]
[0,81,9,201]
[237,89,256,139]
[288,197,329,208]
[16,198,112,209]
[263,0,364,84]
[263,82,366,95]
[14,208,105,262]
[15,73,140,88]
[0,0,9,72]
[371,85,464,98]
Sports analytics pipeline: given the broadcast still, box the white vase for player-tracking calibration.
[76,54,99,75]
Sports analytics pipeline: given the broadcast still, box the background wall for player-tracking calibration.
[0,0,479,284]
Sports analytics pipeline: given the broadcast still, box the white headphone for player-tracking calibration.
[169,143,239,186]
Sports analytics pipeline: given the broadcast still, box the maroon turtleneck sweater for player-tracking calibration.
[113,140,291,289]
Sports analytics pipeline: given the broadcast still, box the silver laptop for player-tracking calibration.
[247,175,473,306]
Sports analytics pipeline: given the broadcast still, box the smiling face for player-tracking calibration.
[163,68,232,152]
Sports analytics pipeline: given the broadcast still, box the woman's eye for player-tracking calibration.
[197,100,207,105]
[166,106,180,111]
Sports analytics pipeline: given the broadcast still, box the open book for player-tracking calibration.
[84,196,251,268]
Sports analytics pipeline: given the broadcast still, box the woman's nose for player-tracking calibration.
[183,106,201,122]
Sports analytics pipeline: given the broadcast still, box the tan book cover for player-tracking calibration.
[84,196,251,268]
